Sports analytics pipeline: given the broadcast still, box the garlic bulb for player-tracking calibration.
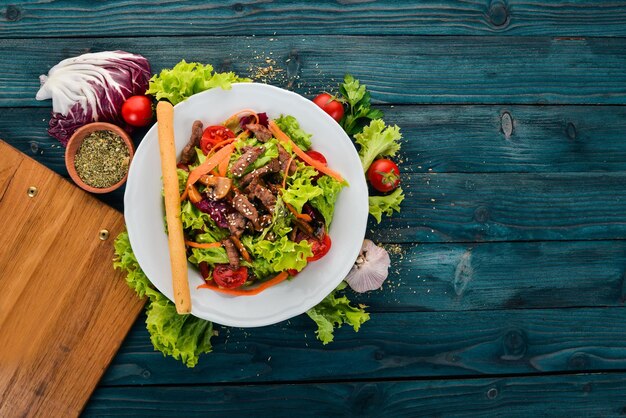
[345,239,391,293]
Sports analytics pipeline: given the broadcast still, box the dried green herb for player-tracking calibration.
[74,130,130,188]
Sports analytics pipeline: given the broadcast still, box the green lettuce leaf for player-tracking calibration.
[275,115,312,150]
[188,247,229,265]
[282,163,322,213]
[249,235,313,273]
[355,119,402,172]
[306,282,370,345]
[145,295,215,368]
[339,74,384,137]
[368,187,405,223]
[177,168,189,195]
[310,176,344,227]
[113,231,215,368]
[179,200,221,233]
[259,196,293,241]
[113,231,155,299]
[146,60,250,105]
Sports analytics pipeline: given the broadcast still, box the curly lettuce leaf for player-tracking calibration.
[368,187,405,223]
[275,115,312,150]
[355,119,402,172]
[306,282,370,345]
[282,163,322,213]
[145,295,214,368]
[248,235,313,273]
[113,231,154,299]
[113,231,214,368]
[339,74,384,137]
[146,60,250,105]
[310,176,344,227]
[188,247,229,266]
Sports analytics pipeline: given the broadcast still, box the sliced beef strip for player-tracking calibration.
[246,123,272,142]
[232,192,259,225]
[226,211,247,238]
[239,158,281,187]
[179,120,203,165]
[248,182,276,212]
[231,146,264,177]
[222,238,240,269]
[277,144,296,175]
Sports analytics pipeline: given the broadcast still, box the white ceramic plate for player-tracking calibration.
[124,83,368,327]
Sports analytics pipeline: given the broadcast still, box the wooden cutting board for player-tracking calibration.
[0,141,145,417]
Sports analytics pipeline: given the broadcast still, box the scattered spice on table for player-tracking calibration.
[74,130,130,188]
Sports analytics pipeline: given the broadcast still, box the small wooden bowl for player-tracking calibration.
[65,122,134,194]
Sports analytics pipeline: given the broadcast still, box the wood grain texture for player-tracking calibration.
[3,1,626,38]
[0,141,145,417]
[6,105,626,175]
[4,36,626,106]
[370,172,626,243]
[101,307,626,385]
[86,373,626,417]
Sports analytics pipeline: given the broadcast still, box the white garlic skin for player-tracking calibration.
[345,239,391,293]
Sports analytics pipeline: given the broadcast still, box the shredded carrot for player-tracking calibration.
[285,202,313,222]
[206,138,235,157]
[282,155,294,190]
[187,143,236,188]
[224,109,259,127]
[179,188,188,202]
[185,241,222,249]
[268,121,345,182]
[197,271,290,296]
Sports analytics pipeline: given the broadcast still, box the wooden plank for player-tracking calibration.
[4,1,626,38]
[0,141,145,417]
[86,372,626,417]
[6,105,626,175]
[102,307,626,385]
[371,172,626,243]
[4,36,626,106]
[368,240,626,312]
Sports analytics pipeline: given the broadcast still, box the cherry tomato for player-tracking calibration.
[367,159,400,192]
[307,234,332,262]
[200,125,235,155]
[305,150,327,165]
[286,269,299,277]
[121,95,153,127]
[212,264,248,289]
[312,93,344,122]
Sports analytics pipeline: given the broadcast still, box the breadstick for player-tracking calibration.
[156,101,191,314]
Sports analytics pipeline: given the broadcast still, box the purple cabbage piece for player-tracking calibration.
[239,112,269,129]
[193,199,231,229]
[36,51,151,145]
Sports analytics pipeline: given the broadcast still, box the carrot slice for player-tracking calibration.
[224,109,259,128]
[218,147,233,176]
[268,121,344,182]
[187,143,236,188]
[285,202,313,222]
[197,271,290,296]
[185,241,222,249]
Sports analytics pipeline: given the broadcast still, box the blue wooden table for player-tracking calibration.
[3,1,626,416]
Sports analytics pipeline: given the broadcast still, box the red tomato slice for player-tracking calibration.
[212,264,248,289]
[305,150,327,165]
[307,234,332,262]
[200,126,236,155]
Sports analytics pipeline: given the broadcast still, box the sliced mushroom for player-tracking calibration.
[198,175,232,200]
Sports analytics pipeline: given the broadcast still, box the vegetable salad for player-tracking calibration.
[176,109,345,295]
